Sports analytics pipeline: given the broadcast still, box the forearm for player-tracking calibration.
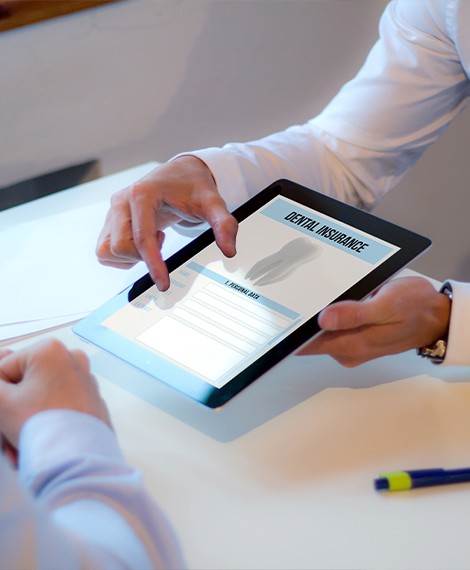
[189,123,379,212]
[10,410,183,570]
[187,0,469,215]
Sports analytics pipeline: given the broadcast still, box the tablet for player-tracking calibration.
[73,179,431,408]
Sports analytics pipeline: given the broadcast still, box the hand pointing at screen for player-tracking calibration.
[96,156,238,291]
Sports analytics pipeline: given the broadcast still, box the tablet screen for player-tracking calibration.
[74,180,431,407]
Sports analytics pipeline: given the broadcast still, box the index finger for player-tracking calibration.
[128,186,169,289]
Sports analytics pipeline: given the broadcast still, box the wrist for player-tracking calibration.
[171,154,216,184]
[19,410,121,483]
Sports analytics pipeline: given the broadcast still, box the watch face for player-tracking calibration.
[418,339,447,363]
[418,282,452,364]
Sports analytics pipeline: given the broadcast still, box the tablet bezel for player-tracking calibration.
[73,179,431,408]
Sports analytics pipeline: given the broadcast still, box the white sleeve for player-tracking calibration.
[0,410,184,570]
[183,0,469,213]
[443,280,470,366]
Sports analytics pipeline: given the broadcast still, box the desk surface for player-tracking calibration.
[5,165,470,570]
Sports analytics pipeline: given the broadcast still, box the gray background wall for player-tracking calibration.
[1,0,468,281]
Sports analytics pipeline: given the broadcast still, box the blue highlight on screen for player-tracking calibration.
[186,262,300,320]
[260,199,394,264]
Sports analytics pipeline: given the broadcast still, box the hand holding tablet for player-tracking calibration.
[74,179,431,408]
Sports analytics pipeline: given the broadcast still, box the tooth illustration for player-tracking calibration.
[245,237,322,286]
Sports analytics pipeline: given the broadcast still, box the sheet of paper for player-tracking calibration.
[1,202,145,324]
[0,162,193,340]
[0,313,89,343]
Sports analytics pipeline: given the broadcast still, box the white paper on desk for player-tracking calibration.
[0,201,192,328]
[0,313,89,343]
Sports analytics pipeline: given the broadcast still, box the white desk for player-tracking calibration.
[5,166,470,570]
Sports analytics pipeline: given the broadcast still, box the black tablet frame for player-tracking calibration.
[73,179,431,408]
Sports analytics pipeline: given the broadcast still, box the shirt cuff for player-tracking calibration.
[443,280,470,366]
[18,410,123,487]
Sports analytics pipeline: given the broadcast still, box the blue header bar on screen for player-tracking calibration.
[260,198,394,264]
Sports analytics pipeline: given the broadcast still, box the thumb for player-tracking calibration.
[0,350,25,384]
[318,297,385,331]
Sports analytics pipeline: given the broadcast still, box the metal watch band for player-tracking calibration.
[417,282,452,364]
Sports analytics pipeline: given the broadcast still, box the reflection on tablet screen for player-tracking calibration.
[74,179,431,407]
[102,194,398,390]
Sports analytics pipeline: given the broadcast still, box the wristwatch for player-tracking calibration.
[417,282,453,364]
